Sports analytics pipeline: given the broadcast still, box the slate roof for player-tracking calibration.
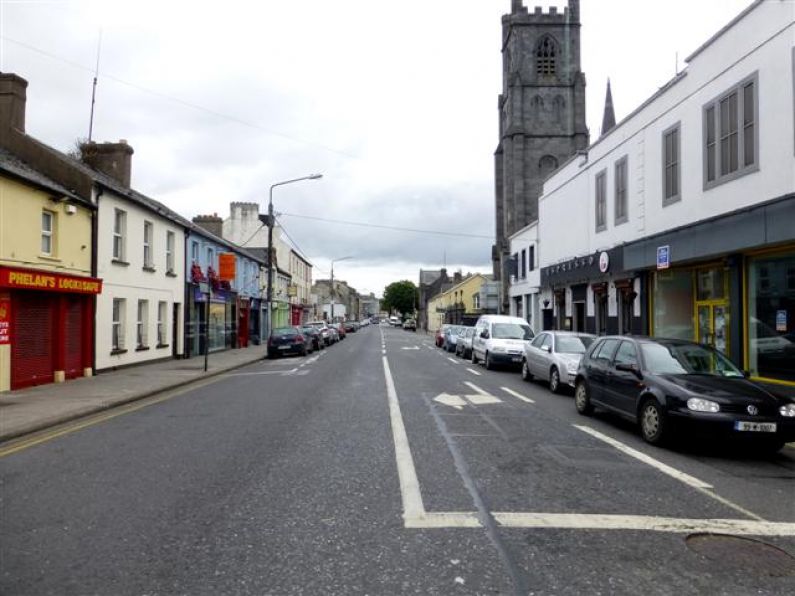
[0,147,86,206]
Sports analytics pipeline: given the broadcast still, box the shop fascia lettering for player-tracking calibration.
[0,266,102,294]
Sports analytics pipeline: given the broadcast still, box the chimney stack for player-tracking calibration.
[0,73,28,134]
[80,140,134,187]
[193,213,224,238]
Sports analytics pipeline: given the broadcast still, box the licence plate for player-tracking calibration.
[278,345,291,350]
[512,356,522,362]
[734,421,777,433]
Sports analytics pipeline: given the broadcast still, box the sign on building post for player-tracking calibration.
[657,246,671,270]
[219,253,236,281]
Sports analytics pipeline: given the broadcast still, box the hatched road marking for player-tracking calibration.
[500,387,535,404]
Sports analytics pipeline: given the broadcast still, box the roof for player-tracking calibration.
[0,147,87,206]
[685,1,763,63]
[420,269,443,285]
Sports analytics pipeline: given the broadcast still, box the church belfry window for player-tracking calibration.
[536,37,557,77]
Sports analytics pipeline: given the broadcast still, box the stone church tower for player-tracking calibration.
[493,0,589,311]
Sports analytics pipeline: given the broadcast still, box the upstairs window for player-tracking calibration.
[703,73,758,188]
[113,208,127,261]
[166,231,175,273]
[191,241,199,264]
[41,210,54,256]
[521,249,527,279]
[595,170,607,232]
[663,123,681,205]
[536,36,557,77]
[528,245,535,272]
[143,221,154,269]
[614,156,628,225]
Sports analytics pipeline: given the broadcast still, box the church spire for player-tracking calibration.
[601,78,616,137]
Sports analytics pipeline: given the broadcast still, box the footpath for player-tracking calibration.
[0,346,267,442]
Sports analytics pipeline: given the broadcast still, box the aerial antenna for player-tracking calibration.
[88,28,103,142]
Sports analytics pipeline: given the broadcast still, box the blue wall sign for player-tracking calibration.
[657,245,670,270]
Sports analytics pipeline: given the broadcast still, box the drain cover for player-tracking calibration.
[686,533,795,577]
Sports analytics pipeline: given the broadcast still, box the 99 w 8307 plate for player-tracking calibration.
[734,421,777,432]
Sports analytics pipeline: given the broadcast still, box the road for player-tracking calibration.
[2,324,794,595]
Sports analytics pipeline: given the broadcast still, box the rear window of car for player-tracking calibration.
[273,327,298,335]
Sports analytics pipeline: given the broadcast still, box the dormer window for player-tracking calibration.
[536,36,557,77]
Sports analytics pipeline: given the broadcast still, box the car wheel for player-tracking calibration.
[485,352,494,370]
[471,349,478,365]
[521,359,533,382]
[549,367,561,394]
[640,398,667,445]
[574,381,593,415]
[302,346,308,356]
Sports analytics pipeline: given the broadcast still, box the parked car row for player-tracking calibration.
[436,315,795,453]
[267,319,368,358]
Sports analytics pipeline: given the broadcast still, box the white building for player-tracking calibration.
[536,0,795,391]
[507,222,540,330]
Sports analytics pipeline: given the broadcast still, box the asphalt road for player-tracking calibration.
[1,324,794,595]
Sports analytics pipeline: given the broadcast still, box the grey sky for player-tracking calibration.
[1,0,751,296]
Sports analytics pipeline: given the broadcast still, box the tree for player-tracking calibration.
[382,280,418,317]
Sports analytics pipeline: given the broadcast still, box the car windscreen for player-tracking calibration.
[641,343,744,377]
[273,327,298,336]
[492,323,533,340]
[555,335,592,354]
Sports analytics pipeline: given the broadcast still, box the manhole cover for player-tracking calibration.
[686,533,795,577]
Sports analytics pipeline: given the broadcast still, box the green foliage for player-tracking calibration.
[382,280,418,316]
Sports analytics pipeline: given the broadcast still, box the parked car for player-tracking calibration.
[403,319,416,331]
[573,336,795,451]
[327,326,340,344]
[455,327,476,359]
[435,325,450,347]
[301,326,324,351]
[307,321,332,346]
[442,325,463,352]
[335,322,347,340]
[522,331,596,393]
[471,315,534,369]
[343,321,357,333]
[268,326,309,358]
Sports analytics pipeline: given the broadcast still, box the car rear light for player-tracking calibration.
[294,335,304,343]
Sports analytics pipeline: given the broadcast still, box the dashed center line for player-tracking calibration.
[466,368,482,376]
[447,357,458,364]
[500,387,535,404]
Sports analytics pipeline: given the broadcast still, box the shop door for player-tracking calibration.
[697,302,729,354]
[11,292,55,389]
[64,295,84,379]
[239,305,249,348]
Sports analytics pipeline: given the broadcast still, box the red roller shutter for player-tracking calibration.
[11,291,55,389]
[64,295,84,379]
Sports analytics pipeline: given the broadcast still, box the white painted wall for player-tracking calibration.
[96,190,185,370]
[539,1,795,267]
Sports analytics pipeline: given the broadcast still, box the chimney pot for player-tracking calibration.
[80,140,134,187]
[0,73,28,133]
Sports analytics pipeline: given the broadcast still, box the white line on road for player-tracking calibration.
[466,368,482,376]
[382,355,425,520]
[500,387,535,404]
[463,382,489,395]
[447,357,458,364]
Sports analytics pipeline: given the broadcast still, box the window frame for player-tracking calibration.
[136,299,149,349]
[41,209,54,256]
[191,241,200,264]
[143,221,154,270]
[166,231,175,273]
[662,122,681,206]
[595,169,607,233]
[528,245,535,272]
[614,155,628,226]
[702,72,759,190]
[112,298,125,352]
[157,300,168,347]
[113,208,127,262]
[520,249,527,279]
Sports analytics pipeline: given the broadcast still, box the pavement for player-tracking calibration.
[0,345,267,442]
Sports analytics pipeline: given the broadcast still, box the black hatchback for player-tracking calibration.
[267,326,310,358]
[573,336,795,452]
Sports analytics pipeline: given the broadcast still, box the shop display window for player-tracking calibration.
[653,269,694,340]
[747,252,795,382]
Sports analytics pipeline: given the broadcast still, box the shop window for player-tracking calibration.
[747,252,795,383]
[653,270,694,341]
[112,298,125,351]
[696,268,726,301]
[143,221,154,269]
[137,299,149,349]
[113,209,127,261]
[703,72,758,189]
[41,210,55,256]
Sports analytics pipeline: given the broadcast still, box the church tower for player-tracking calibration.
[493,0,589,311]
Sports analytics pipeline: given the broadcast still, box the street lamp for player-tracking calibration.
[330,256,353,322]
[265,174,322,342]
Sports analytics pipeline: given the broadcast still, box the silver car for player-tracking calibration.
[522,331,596,393]
[455,327,475,359]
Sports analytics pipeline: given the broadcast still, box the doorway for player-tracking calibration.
[573,302,585,332]
[697,301,729,354]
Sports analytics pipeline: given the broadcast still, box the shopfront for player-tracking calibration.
[0,265,102,390]
[187,284,237,356]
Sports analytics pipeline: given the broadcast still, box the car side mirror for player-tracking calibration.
[615,362,642,378]
[742,369,751,378]
[480,331,489,339]
[542,345,552,353]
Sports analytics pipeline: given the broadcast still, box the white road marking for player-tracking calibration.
[382,349,387,355]
[466,368,482,376]
[463,382,489,395]
[447,357,458,364]
[434,393,467,410]
[465,393,502,405]
[426,345,435,350]
[574,424,712,489]
[500,387,535,404]
[226,369,298,376]
[402,346,420,351]
[382,355,425,520]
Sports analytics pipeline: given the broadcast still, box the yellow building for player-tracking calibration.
[426,273,491,332]
[0,149,100,391]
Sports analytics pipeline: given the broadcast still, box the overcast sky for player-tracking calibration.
[1,0,752,297]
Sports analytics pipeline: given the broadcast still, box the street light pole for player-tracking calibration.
[265,174,322,344]
[329,256,352,322]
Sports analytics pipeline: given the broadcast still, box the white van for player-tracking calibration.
[470,315,534,370]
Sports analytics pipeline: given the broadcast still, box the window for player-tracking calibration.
[137,299,149,349]
[473,293,481,310]
[593,338,620,362]
[614,156,628,225]
[166,231,175,273]
[595,170,607,232]
[530,334,547,349]
[157,301,167,346]
[528,245,535,272]
[191,241,199,264]
[112,298,125,351]
[113,208,126,261]
[41,210,54,255]
[521,249,527,279]
[143,221,154,269]
[535,36,556,77]
[663,123,680,204]
[614,341,638,368]
[703,73,758,188]
[207,247,214,269]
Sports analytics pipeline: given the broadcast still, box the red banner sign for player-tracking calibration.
[0,293,9,345]
[0,266,103,295]
[218,253,236,282]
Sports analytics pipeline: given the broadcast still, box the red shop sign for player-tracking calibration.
[0,266,102,295]
[0,292,10,345]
